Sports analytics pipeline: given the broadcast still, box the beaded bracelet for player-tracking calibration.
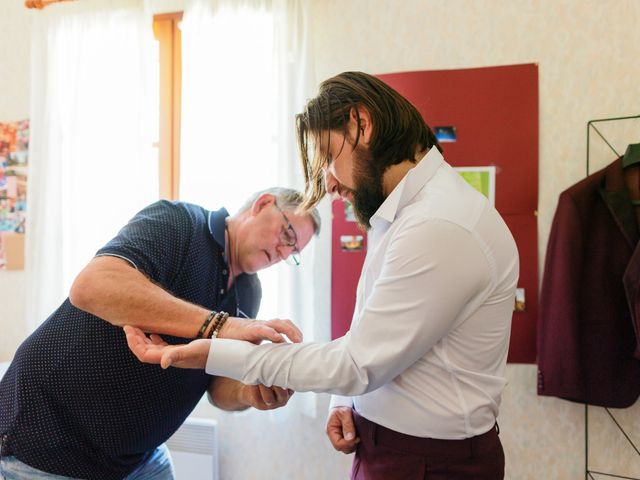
[208,311,230,339]
[205,311,225,339]
[196,310,217,339]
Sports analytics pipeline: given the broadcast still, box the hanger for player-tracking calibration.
[622,143,640,169]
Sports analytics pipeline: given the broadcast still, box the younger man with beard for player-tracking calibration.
[126,72,519,480]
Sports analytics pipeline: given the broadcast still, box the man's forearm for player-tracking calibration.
[207,377,249,411]
[207,337,374,396]
[69,256,208,338]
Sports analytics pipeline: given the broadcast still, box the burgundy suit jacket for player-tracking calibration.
[537,158,640,408]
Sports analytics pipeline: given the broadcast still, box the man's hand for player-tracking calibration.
[326,406,360,454]
[219,317,303,344]
[124,326,210,369]
[239,384,295,411]
[208,376,294,411]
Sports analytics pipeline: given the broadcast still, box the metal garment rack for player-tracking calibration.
[585,114,640,480]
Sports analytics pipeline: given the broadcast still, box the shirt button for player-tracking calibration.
[219,289,225,294]
[222,269,228,275]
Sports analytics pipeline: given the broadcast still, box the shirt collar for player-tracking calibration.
[370,146,444,228]
[207,207,230,248]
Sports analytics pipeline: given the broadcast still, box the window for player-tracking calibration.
[153,13,182,200]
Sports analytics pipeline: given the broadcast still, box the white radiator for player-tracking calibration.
[166,417,219,480]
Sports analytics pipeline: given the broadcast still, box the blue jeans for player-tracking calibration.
[0,444,175,480]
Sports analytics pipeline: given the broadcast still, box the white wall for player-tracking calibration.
[0,0,32,361]
[1,1,639,479]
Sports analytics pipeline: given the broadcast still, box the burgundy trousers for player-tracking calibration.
[350,411,504,480]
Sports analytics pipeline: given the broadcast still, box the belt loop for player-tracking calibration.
[370,421,378,446]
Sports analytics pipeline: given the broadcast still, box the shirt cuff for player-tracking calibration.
[329,395,353,409]
[205,338,254,379]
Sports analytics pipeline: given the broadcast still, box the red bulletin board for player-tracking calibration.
[331,64,539,363]
[331,200,367,340]
[502,213,538,363]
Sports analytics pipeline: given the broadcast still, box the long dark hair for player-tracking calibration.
[296,71,441,210]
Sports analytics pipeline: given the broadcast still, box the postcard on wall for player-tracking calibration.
[434,126,457,143]
[453,166,496,206]
[344,201,357,222]
[340,235,364,252]
[0,119,29,270]
[514,287,525,312]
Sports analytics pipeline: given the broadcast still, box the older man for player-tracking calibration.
[0,187,320,480]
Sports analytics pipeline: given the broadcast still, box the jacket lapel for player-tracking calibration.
[599,158,640,359]
[598,158,639,249]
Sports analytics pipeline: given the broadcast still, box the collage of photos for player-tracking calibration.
[0,119,29,270]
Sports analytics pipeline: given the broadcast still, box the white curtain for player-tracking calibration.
[181,0,331,417]
[26,0,158,330]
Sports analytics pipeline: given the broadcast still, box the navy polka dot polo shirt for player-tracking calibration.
[0,200,261,480]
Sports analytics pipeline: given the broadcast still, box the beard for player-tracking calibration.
[350,143,386,230]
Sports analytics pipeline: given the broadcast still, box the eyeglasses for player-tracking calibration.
[274,204,301,266]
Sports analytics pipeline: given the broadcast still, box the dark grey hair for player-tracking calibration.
[237,187,321,236]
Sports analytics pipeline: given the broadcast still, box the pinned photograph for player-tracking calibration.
[344,201,357,222]
[340,235,364,252]
[514,288,525,312]
[434,126,457,143]
[454,166,496,206]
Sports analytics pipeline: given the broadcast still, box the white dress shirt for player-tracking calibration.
[207,147,519,439]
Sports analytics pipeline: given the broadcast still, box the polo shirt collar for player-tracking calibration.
[370,146,444,228]
[208,207,230,248]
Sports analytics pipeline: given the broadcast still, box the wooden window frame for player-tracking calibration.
[153,13,182,200]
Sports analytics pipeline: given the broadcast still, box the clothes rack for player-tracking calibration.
[584,114,640,480]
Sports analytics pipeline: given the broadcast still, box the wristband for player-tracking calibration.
[209,311,230,339]
[196,310,217,339]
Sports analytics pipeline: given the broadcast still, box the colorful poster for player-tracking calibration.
[454,166,496,206]
[0,119,29,270]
